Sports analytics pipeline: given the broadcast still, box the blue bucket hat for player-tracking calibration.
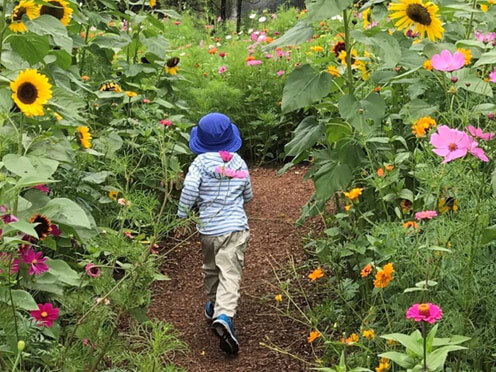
[189,112,242,154]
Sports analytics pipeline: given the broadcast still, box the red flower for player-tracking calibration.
[31,303,59,327]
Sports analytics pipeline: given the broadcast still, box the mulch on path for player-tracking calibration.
[149,166,320,372]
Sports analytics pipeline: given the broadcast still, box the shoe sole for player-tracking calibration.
[205,309,213,322]
[212,319,239,355]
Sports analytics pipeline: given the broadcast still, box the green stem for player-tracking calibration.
[380,289,392,331]
[422,322,427,371]
[0,0,9,64]
[11,350,21,372]
[465,0,479,39]
[342,8,354,95]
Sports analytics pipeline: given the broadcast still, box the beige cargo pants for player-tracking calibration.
[200,230,250,319]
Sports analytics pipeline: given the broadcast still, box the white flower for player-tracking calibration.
[258,16,267,22]
[216,42,221,46]
[331,15,343,21]
[249,13,256,19]
[90,26,97,31]
[238,30,244,35]
[248,28,253,33]
[226,35,232,40]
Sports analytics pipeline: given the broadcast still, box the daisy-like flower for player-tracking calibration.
[309,45,324,52]
[376,358,391,372]
[400,199,413,212]
[415,210,438,220]
[467,137,489,162]
[327,65,340,76]
[403,220,419,230]
[247,60,262,66]
[457,48,472,65]
[208,47,218,54]
[430,125,471,163]
[406,303,443,323]
[467,125,495,141]
[109,190,118,200]
[165,57,180,75]
[22,248,49,275]
[475,31,496,43]
[307,330,321,343]
[308,267,324,281]
[219,151,233,162]
[343,188,363,201]
[85,263,101,278]
[341,333,359,345]
[125,91,137,97]
[9,1,39,33]
[431,50,465,71]
[29,214,52,240]
[423,59,433,71]
[150,0,156,7]
[77,126,92,149]
[37,0,73,26]
[31,303,59,327]
[218,66,227,74]
[275,294,283,302]
[10,69,52,117]
[374,263,394,288]
[438,197,458,213]
[277,70,285,76]
[389,0,444,41]
[361,264,372,277]
[332,41,346,57]
[412,116,437,137]
[99,82,122,92]
[362,329,375,340]
[160,119,173,127]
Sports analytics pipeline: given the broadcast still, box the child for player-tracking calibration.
[177,112,253,355]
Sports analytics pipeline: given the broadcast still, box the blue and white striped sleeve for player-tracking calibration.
[178,161,202,218]
[243,168,253,203]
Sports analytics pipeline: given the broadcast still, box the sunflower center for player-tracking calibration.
[418,303,430,316]
[40,1,65,20]
[41,311,48,318]
[448,143,457,151]
[18,82,38,104]
[13,7,27,22]
[406,3,432,26]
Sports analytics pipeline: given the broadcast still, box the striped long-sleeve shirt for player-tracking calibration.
[177,152,253,236]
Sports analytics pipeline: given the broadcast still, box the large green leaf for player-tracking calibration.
[282,64,333,113]
[453,68,492,97]
[141,34,169,59]
[426,345,467,370]
[0,288,38,310]
[285,116,325,158]
[2,154,36,177]
[378,352,415,368]
[474,50,496,67]
[306,0,351,21]
[26,15,73,52]
[92,33,132,52]
[10,34,50,66]
[338,93,385,130]
[352,31,401,68]
[40,198,92,228]
[381,332,423,356]
[265,21,314,49]
[47,258,81,286]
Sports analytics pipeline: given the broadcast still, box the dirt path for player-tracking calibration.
[149,166,318,371]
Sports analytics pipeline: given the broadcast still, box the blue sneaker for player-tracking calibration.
[212,314,239,354]
[205,301,214,321]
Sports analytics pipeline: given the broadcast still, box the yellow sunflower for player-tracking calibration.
[77,126,92,149]
[37,0,73,26]
[99,82,122,92]
[109,190,118,200]
[362,8,371,28]
[10,69,52,117]
[150,0,156,7]
[389,0,444,41]
[9,0,38,33]
[327,65,340,77]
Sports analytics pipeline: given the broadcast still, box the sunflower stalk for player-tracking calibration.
[342,8,354,95]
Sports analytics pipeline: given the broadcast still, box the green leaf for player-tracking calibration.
[8,220,39,238]
[285,116,325,158]
[474,50,496,67]
[381,332,423,356]
[26,15,73,52]
[82,171,111,184]
[326,122,352,144]
[92,33,132,52]
[399,189,414,202]
[0,288,38,310]
[338,93,385,130]
[46,258,81,286]
[0,88,13,113]
[426,345,467,370]
[10,34,50,66]
[40,198,92,228]
[352,31,401,68]
[141,34,169,59]
[2,154,36,177]
[378,351,416,368]
[306,0,351,21]
[265,21,314,49]
[453,68,492,97]
[282,64,333,113]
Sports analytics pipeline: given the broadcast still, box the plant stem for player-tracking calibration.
[0,0,9,64]
[342,8,354,95]
[422,322,427,371]
[465,0,479,39]
[380,289,392,331]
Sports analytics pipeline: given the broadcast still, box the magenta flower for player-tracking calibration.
[219,151,233,162]
[33,184,50,194]
[406,303,443,324]
[467,125,494,141]
[468,137,489,162]
[1,214,18,223]
[50,224,61,237]
[31,303,59,327]
[11,258,19,273]
[160,119,173,127]
[277,70,285,76]
[85,263,101,278]
[489,68,496,83]
[415,210,438,220]
[218,66,227,74]
[122,19,128,31]
[22,248,49,276]
[430,125,470,163]
[247,60,262,66]
[475,31,496,43]
[174,21,181,26]
[431,50,465,72]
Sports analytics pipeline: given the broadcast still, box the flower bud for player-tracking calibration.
[359,108,364,114]
[488,112,494,120]
[17,340,25,351]
[451,76,458,83]
[465,82,471,87]
[395,66,401,72]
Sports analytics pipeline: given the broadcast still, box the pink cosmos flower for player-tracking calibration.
[475,31,496,43]
[406,303,443,324]
[160,119,173,127]
[234,170,247,179]
[468,137,489,162]
[219,151,233,162]
[467,125,494,141]
[22,248,49,275]
[31,303,59,327]
[224,168,237,178]
[277,70,285,76]
[247,60,262,66]
[430,125,470,163]
[1,214,18,223]
[218,66,227,74]
[0,205,6,213]
[85,263,101,278]
[431,50,465,72]
[34,184,50,194]
[215,166,225,176]
[489,68,496,83]
[415,210,438,220]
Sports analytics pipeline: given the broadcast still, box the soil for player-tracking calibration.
[149,166,320,372]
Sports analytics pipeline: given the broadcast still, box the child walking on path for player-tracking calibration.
[177,112,253,355]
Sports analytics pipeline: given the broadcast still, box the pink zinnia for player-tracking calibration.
[22,248,49,276]
[406,303,443,324]
[247,60,262,66]
[219,151,233,162]
[31,303,59,327]
[415,210,438,220]
[468,137,489,162]
[467,125,495,141]
[277,70,285,76]
[475,31,496,43]
[85,263,101,278]
[33,184,50,194]
[218,66,227,74]
[431,50,465,72]
[160,119,173,127]
[430,125,470,163]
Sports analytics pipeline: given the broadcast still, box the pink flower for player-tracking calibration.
[406,303,443,324]
[430,125,470,163]
[21,248,49,276]
[234,170,247,179]
[1,214,18,223]
[277,70,285,76]
[475,31,496,43]
[0,205,6,213]
[31,303,59,327]
[33,184,50,194]
[219,52,226,58]
[218,66,227,74]
[219,151,233,162]
[118,198,131,206]
[431,50,465,72]
[265,54,273,58]
[50,224,61,237]
[122,19,128,31]
[415,210,438,220]
[467,125,494,141]
[468,137,489,162]
[366,21,377,29]
[224,168,237,178]
[215,166,225,176]
[160,119,173,127]
[85,263,101,278]
[489,68,496,83]
[247,60,262,66]
[11,258,19,273]
[124,231,134,239]
[174,21,181,26]
[143,99,150,104]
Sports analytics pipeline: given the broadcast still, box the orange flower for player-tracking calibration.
[81,75,90,81]
[208,48,218,54]
[246,55,256,62]
[382,263,394,275]
[265,36,273,43]
[308,267,324,281]
[307,330,321,343]
[374,263,394,288]
[360,264,372,277]
[403,221,419,230]
[345,204,352,211]
[385,164,394,171]
[377,168,385,177]
[341,333,359,345]
[275,294,283,302]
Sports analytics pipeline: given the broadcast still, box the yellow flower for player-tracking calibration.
[374,263,394,288]
[125,91,137,97]
[165,66,179,75]
[341,333,359,345]
[362,329,375,340]
[275,294,283,302]
[389,0,444,41]
[10,69,52,117]
[165,57,180,75]
[150,0,156,7]
[100,82,122,92]
[307,330,321,343]
[36,0,73,26]
[344,204,352,211]
[412,116,436,138]
[54,112,62,121]
[376,358,390,372]
[109,190,118,200]
[308,267,324,281]
[481,4,489,11]
[338,49,358,67]
[310,45,324,52]
[362,8,371,28]
[457,48,472,65]
[327,65,340,77]
[77,126,92,149]
[9,1,38,33]
[439,197,458,213]
[343,188,363,201]
[423,59,433,71]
